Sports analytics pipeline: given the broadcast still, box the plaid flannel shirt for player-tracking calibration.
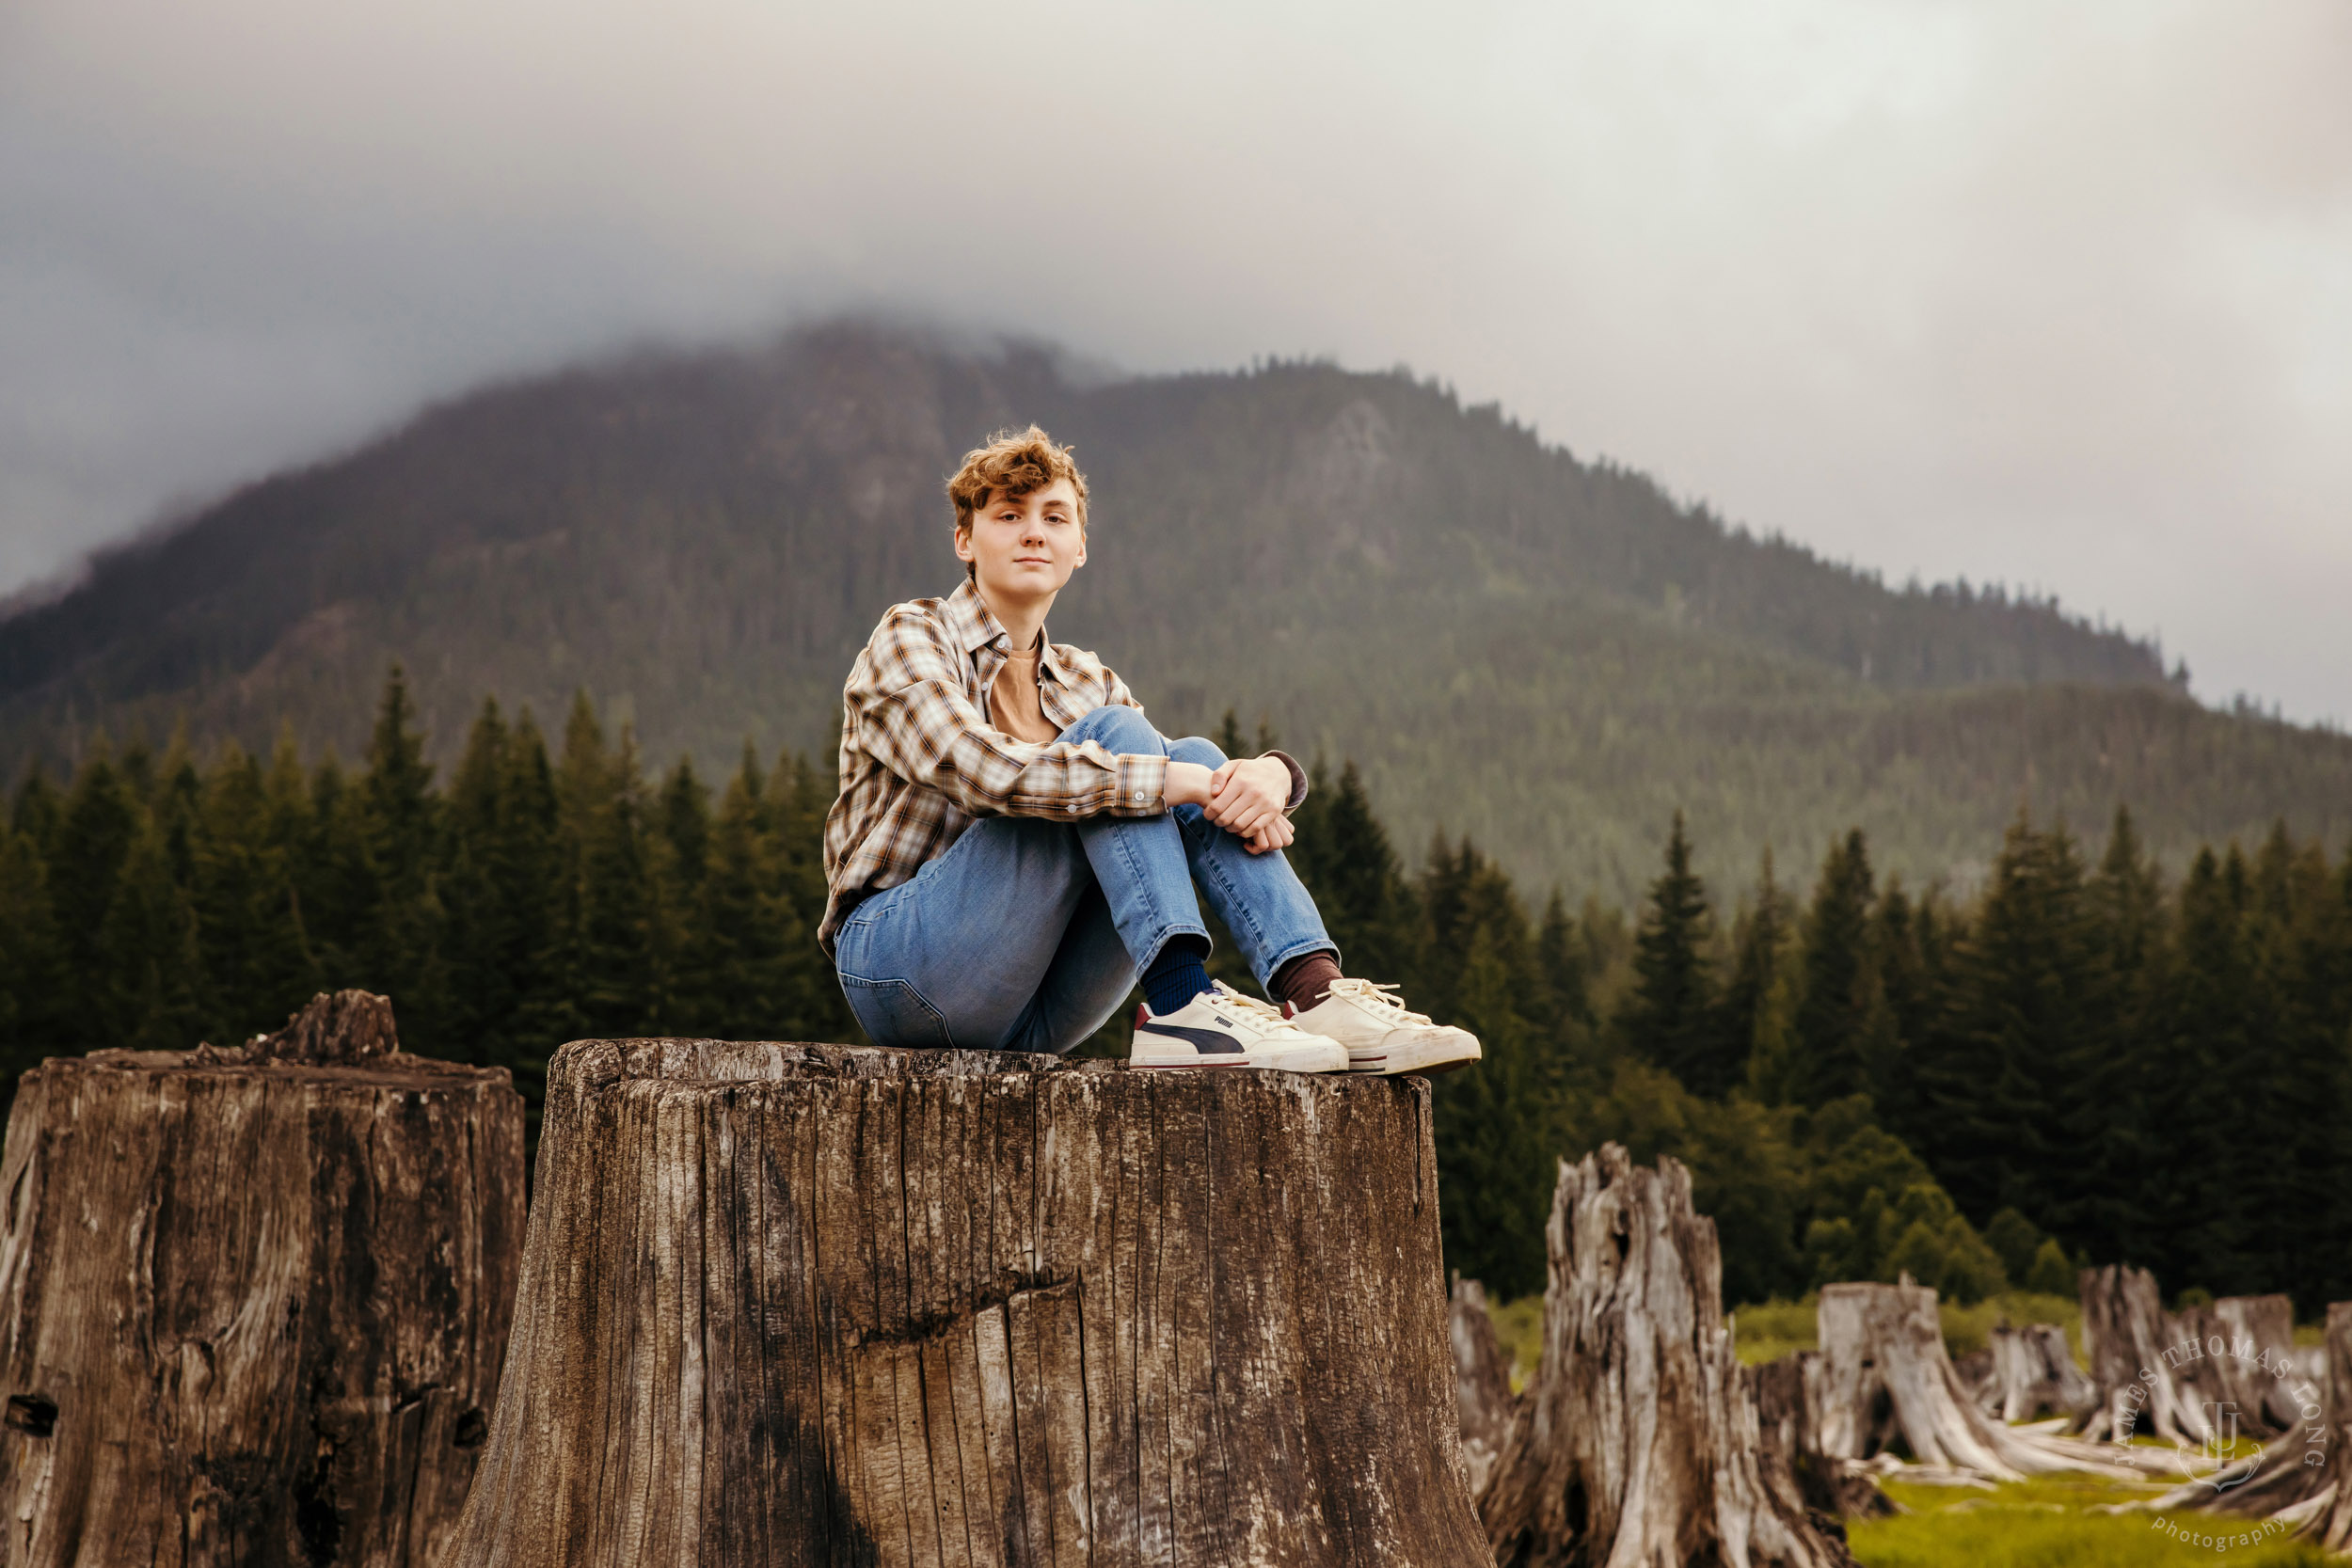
[818,580,1170,953]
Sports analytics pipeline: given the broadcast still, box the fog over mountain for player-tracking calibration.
[3,2,2347,721]
[7,323,2346,904]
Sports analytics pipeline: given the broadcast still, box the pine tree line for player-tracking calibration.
[4,671,2345,1316]
[0,670,850,1144]
[1600,808,2352,1316]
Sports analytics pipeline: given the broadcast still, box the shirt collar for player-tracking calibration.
[944,578,1068,683]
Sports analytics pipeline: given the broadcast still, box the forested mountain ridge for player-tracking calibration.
[4,320,2344,901]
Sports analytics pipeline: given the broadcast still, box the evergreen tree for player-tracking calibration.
[97,808,203,1050]
[1420,835,1553,1298]
[190,741,316,1040]
[1617,811,1716,1090]
[2142,847,2252,1292]
[0,822,64,1060]
[361,666,444,1039]
[1702,850,1788,1099]
[50,747,137,1033]
[1786,830,1893,1109]
[1912,816,2102,1230]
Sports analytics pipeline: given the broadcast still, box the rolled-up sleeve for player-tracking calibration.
[854,610,1166,820]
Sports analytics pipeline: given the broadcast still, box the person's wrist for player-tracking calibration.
[1166,760,1214,807]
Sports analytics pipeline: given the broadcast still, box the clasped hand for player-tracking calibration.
[1165,756,1295,854]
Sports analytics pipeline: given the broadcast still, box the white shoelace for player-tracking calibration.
[1207,981,1327,1039]
[1326,977,1435,1025]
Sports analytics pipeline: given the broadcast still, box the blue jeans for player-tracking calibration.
[832,705,1337,1053]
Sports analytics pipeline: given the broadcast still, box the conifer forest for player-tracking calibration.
[7,667,2344,1322]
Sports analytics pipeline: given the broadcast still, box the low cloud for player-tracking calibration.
[3,0,2345,717]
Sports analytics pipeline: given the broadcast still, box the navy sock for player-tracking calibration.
[1141,939,1213,1015]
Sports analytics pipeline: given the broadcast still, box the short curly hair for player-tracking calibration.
[946,426,1089,578]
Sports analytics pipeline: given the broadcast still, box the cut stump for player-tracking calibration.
[1979,1323,2099,1424]
[1813,1281,2138,1481]
[2143,1299,2347,1544]
[2077,1263,2206,1445]
[442,1038,1489,1567]
[1448,1275,1517,1499]
[0,990,526,1567]
[1476,1144,1855,1568]
[1753,1352,1895,1521]
[2173,1295,2303,1436]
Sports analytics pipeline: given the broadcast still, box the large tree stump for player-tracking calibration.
[1979,1323,2099,1424]
[2172,1295,2303,1435]
[2139,1300,2346,1543]
[2076,1263,2207,1445]
[0,991,526,1566]
[1813,1281,2139,1481]
[443,1038,1489,1567]
[1448,1275,1517,1499]
[1475,1144,1855,1568]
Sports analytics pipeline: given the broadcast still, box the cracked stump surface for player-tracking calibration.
[0,1045,527,1567]
[446,1039,1492,1568]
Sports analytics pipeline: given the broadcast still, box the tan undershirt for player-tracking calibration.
[990,643,1060,744]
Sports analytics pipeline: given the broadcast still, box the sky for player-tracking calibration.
[3,0,2347,721]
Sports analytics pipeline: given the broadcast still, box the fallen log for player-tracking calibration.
[443,1038,1489,1567]
[2076,1263,2207,1445]
[1449,1275,1517,1500]
[1476,1144,1856,1568]
[0,990,526,1566]
[1813,1280,2142,1481]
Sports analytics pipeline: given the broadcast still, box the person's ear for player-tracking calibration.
[954,525,974,564]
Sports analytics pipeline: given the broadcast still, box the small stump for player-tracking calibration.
[0,991,526,1566]
[443,1039,1489,1567]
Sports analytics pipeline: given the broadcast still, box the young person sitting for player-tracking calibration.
[819,426,1481,1075]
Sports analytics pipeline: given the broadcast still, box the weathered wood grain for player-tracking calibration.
[443,1039,1491,1567]
[0,991,526,1567]
[1476,1145,1855,1568]
[1448,1276,1516,1500]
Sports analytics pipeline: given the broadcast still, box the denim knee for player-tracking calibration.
[1065,704,1164,753]
[1166,735,1229,769]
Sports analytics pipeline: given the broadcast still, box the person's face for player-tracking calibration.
[956,479,1086,600]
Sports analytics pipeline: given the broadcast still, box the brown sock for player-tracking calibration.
[1270,951,1343,1015]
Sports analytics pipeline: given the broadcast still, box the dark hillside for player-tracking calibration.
[5,321,2343,899]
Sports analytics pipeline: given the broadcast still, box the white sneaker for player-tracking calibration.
[1284,979,1482,1075]
[1130,981,1349,1073]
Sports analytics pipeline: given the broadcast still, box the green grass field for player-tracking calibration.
[1851,1474,2328,1568]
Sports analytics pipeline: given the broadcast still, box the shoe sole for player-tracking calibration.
[1346,1047,1483,1077]
[1129,1046,1348,1073]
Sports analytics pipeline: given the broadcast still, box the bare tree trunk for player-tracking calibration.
[1449,1275,1517,1500]
[443,1038,1490,1568]
[0,991,526,1567]
[1752,1353,1895,1521]
[1979,1324,2099,1424]
[2076,1264,2207,1445]
[1813,1281,2140,1481]
[1475,1144,1855,1568]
